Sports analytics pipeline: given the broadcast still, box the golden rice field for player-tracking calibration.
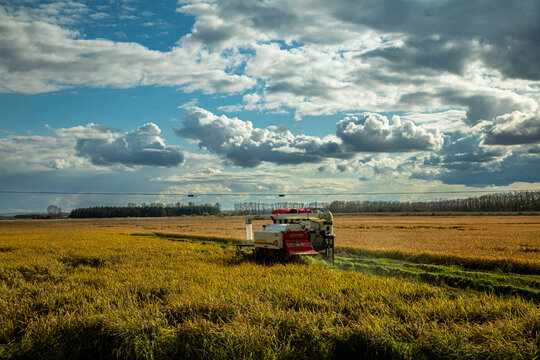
[0,217,539,359]
[336,215,540,264]
[60,214,540,270]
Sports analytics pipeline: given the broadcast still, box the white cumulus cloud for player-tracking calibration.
[483,111,540,145]
[67,123,185,167]
[336,113,444,152]
[0,7,255,94]
[175,106,444,167]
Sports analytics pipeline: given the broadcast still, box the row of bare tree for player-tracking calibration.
[233,191,540,214]
[69,203,221,218]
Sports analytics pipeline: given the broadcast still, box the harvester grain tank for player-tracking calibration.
[239,208,335,264]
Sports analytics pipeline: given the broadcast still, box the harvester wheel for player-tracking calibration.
[267,249,284,264]
[254,248,284,264]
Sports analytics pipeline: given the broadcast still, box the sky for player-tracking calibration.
[1,0,540,212]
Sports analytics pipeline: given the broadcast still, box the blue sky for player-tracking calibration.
[1,0,540,212]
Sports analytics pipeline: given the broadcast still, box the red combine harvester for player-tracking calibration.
[237,208,335,264]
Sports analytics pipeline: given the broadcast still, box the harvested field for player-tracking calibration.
[335,215,540,265]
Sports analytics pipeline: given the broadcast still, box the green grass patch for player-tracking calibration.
[337,247,540,275]
[335,253,540,302]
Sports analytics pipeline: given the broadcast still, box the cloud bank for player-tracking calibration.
[175,106,444,166]
[2,0,539,124]
[0,6,255,94]
[1,0,539,203]
[0,123,184,171]
[336,114,444,152]
[483,112,540,146]
[175,107,344,167]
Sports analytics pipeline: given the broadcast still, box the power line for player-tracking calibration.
[0,189,538,197]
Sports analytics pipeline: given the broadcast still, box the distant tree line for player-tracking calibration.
[13,213,66,219]
[11,205,67,219]
[233,191,540,214]
[69,202,221,218]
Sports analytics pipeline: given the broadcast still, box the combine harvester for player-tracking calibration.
[237,208,335,264]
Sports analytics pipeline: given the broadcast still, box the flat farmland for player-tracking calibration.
[1,216,539,359]
[65,214,540,269]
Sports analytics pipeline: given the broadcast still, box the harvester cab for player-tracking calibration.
[238,208,335,264]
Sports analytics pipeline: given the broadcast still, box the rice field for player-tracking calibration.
[335,216,540,267]
[0,216,539,359]
[65,214,540,269]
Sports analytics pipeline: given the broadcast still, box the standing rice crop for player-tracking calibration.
[0,220,538,359]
